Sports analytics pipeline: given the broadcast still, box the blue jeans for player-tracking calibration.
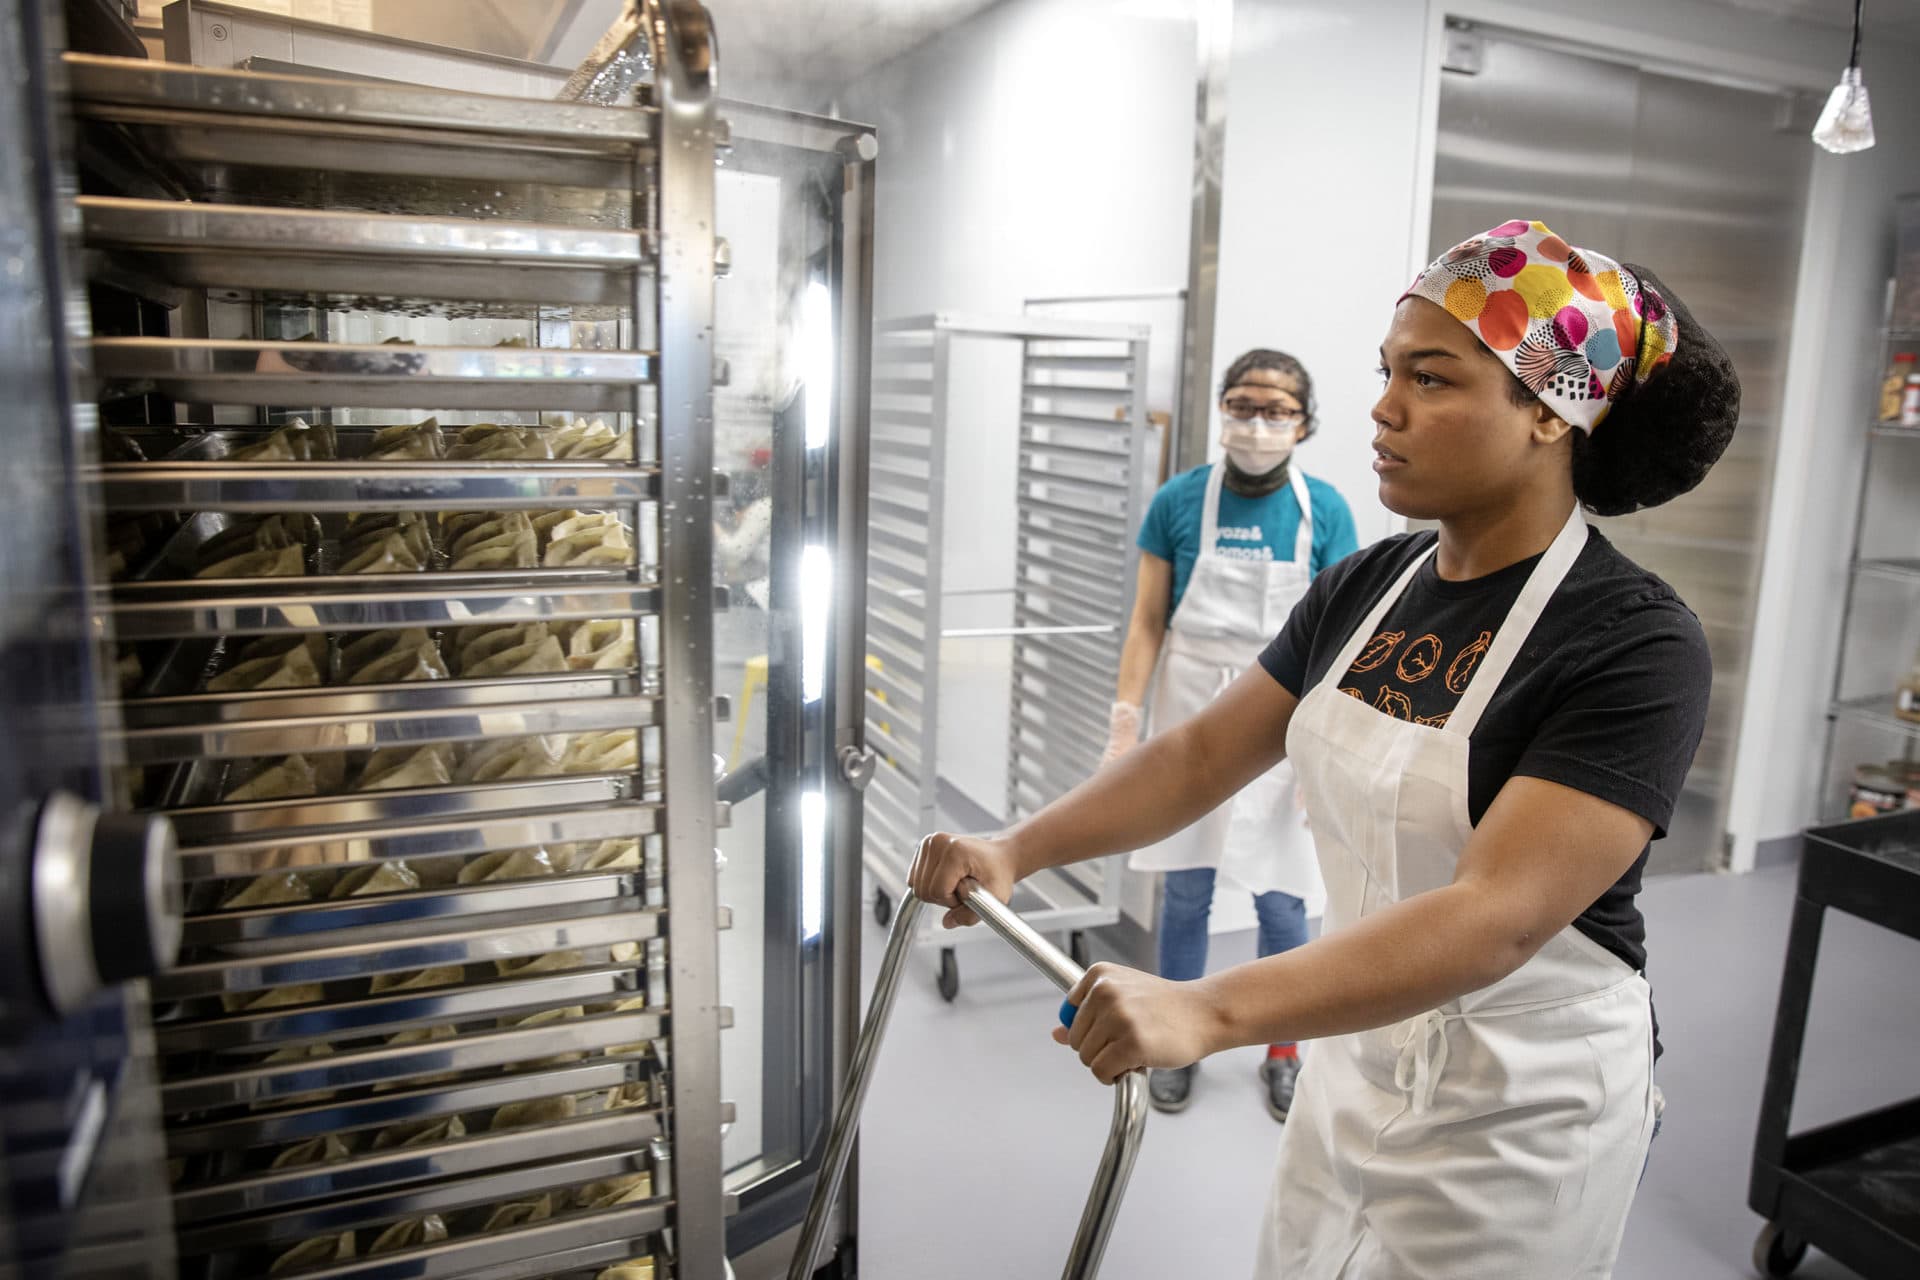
[1159,867,1308,1047]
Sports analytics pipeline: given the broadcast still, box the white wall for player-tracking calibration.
[838,0,1197,847]
[1215,0,1920,863]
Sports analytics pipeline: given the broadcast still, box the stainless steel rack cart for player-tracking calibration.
[788,885,1149,1280]
[62,4,736,1273]
[863,314,1152,1001]
[1748,810,1920,1278]
[1815,314,1920,822]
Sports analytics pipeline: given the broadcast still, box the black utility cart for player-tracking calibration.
[1748,810,1920,1278]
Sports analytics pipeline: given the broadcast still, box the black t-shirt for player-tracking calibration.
[1259,528,1712,984]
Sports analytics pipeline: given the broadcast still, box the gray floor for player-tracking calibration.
[854,863,1920,1278]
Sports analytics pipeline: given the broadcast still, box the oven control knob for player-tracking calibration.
[30,792,181,1016]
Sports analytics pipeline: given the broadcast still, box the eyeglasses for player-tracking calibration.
[1222,398,1306,425]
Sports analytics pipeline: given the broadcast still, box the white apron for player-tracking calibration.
[1255,507,1657,1279]
[1130,464,1324,910]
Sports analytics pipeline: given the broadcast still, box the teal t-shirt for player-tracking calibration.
[1137,464,1359,618]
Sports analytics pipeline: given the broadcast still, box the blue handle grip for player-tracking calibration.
[1059,998,1078,1030]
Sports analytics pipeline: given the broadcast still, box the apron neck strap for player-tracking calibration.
[1200,461,1226,548]
[1446,505,1589,737]
[1289,466,1314,563]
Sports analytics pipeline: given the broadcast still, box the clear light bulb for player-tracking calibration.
[1812,66,1876,154]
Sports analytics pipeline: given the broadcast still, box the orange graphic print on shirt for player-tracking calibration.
[1446,631,1492,694]
[1351,630,1404,672]
[1396,634,1443,683]
[1340,625,1491,729]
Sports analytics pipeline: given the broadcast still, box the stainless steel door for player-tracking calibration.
[1,2,175,1275]
[1431,27,1812,874]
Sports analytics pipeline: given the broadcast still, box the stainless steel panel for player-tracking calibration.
[95,461,658,512]
[92,338,656,411]
[1432,28,1809,873]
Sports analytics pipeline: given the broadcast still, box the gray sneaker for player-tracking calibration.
[1261,1055,1300,1122]
[1148,1064,1195,1113]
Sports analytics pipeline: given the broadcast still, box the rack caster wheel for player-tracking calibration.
[1752,1222,1808,1277]
[1069,930,1091,968]
[873,887,892,928]
[937,947,960,1002]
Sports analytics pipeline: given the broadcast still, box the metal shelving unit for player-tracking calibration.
[66,8,727,1275]
[862,313,1150,1001]
[1817,323,1920,822]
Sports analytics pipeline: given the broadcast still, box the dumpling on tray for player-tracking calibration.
[370,1114,465,1151]
[464,634,567,679]
[455,736,564,785]
[270,1133,354,1170]
[355,744,454,793]
[457,847,556,884]
[563,731,639,776]
[208,640,324,693]
[222,754,320,803]
[480,1194,553,1233]
[543,523,632,568]
[340,530,428,575]
[196,544,305,580]
[572,1172,653,1211]
[270,1232,355,1275]
[328,861,420,899]
[365,418,444,462]
[567,619,635,670]
[367,1215,447,1256]
[369,966,464,995]
[490,1093,576,1132]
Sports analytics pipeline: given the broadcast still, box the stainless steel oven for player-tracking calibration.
[0,2,875,1276]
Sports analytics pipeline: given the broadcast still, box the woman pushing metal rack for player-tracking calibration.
[912,220,1740,1277]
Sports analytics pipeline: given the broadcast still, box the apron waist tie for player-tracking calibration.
[1388,973,1646,1117]
[1391,1009,1451,1117]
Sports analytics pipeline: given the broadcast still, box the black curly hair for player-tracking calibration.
[1220,348,1318,441]
[1491,265,1740,515]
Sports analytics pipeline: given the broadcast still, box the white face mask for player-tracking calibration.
[1220,420,1297,475]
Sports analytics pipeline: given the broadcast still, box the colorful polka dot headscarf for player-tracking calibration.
[1405,220,1679,432]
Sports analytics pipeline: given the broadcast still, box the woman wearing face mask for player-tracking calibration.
[1102,348,1359,1121]
[915,221,1739,1276]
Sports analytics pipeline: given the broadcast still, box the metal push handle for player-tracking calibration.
[789,884,1149,1280]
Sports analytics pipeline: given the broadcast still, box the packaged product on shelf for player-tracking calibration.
[1897,648,1920,722]
[1848,765,1906,819]
[1881,352,1917,421]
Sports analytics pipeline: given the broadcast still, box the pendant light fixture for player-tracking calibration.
[1812,0,1875,154]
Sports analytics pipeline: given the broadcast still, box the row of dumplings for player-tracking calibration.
[209,616,635,693]
[267,1165,656,1276]
[227,415,631,464]
[192,505,635,580]
[217,728,640,804]
[218,837,643,912]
